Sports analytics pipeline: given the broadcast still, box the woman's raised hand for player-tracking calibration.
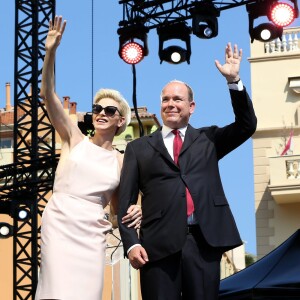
[45,15,66,52]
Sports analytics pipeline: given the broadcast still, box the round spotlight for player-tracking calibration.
[203,27,213,38]
[0,222,13,239]
[18,208,29,220]
[120,41,144,64]
[195,24,215,38]
[170,51,182,63]
[270,3,295,27]
[260,29,272,41]
[160,46,189,64]
[0,226,10,236]
[251,23,283,42]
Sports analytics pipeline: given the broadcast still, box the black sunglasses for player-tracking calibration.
[92,104,122,117]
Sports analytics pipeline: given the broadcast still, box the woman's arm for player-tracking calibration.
[41,16,82,144]
[110,188,142,229]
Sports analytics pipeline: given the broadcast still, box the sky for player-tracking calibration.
[1,1,300,256]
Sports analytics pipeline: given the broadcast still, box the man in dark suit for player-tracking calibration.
[118,42,257,300]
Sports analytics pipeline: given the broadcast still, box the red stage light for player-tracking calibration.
[120,41,144,64]
[270,2,295,27]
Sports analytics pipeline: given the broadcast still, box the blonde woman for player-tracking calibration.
[35,16,141,300]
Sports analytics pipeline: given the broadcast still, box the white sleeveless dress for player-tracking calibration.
[35,136,120,300]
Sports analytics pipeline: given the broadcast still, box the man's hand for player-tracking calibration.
[128,245,149,269]
[215,42,242,83]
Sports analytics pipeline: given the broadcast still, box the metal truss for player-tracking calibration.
[0,154,58,295]
[119,0,257,29]
[0,1,57,299]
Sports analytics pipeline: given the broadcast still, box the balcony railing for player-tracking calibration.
[265,27,300,54]
[268,155,300,204]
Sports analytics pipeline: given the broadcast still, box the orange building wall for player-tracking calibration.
[0,215,13,300]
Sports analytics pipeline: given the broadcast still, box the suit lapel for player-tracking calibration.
[147,125,200,165]
[180,125,199,156]
[147,128,175,165]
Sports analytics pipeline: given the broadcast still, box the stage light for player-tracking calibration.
[191,2,220,39]
[118,24,149,64]
[159,46,189,64]
[0,222,13,239]
[17,208,30,221]
[247,0,298,43]
[250,23,283,41]
[157,22,191,64]
[120,41,144,64]
[249,20,283,43]
[269,2,296,26]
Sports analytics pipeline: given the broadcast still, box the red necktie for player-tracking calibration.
[172,130,195,216]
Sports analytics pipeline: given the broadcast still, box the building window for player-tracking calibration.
[0,138,13,148]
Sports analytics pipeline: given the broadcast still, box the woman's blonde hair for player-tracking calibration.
[93,88,131,136]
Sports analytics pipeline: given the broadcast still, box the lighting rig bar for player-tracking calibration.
[0,155,59,200]
[118,0,299,64]
[119,0,256,30]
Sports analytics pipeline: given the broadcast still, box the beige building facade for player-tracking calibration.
[250,27,300,259]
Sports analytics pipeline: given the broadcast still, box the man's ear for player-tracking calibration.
[189,101,196,114]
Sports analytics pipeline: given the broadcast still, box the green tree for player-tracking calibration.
[245,253,256,267]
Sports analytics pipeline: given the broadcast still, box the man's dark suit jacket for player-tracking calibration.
[118,87,257,262]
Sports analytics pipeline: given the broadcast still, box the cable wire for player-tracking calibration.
[132,64,144,137]
[91,0,94,106]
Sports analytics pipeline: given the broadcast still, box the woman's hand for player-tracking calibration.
[45,15,66,52]
[122,204,142,229]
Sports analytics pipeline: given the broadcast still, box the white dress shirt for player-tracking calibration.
[162,125,198,225]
